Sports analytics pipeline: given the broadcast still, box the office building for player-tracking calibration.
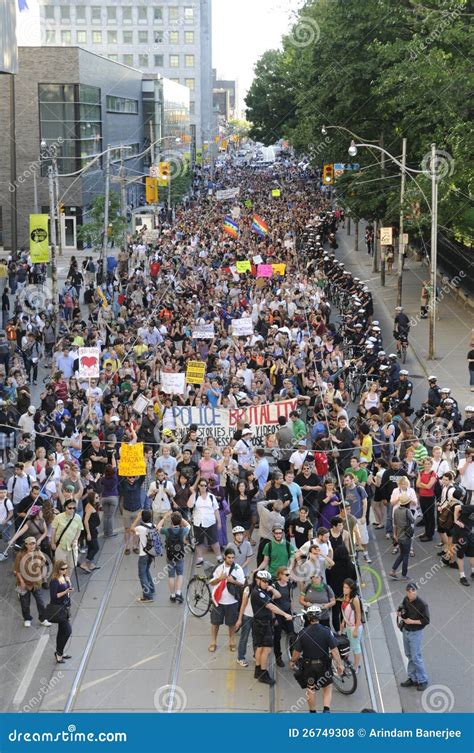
[37,0,212,146]
[212,70,238,120]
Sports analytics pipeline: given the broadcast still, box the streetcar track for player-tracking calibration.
[165,550,195,712]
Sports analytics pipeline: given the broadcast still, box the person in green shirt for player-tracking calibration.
[290,410,307,443]
[259,525,296,577]
[344,456,368,487]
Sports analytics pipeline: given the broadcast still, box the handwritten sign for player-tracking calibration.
[118,442,146,476]
[271,189,281,198]
[253,254,263,264]
[78,348,100,379]
[231,317,254,336]
[257,264,273,278]
[216,187,240,200]
[161,372,186,395]
[132,395,150,415]
[186,360,206,385]
[192,323,215,340]
[272,263,286,276]
[236,260,251,273]
[380,227,393,245]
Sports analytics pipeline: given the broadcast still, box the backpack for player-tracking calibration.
[314,451,329,477]
[312,421,328,440]
[267,538,292,569]
[144,524,163,558]
[165,527,185,562]
[439,485,467,529]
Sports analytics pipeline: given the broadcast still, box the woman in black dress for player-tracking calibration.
[79,490,101,573]
[49,559,73,663]
[228,479,257,538]
[326,545,357,632]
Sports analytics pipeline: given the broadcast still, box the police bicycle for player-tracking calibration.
[285,611,358,695]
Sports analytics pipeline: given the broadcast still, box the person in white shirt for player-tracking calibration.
[0,489,14,556]
[187,479,222,566]
[290,442,310,473]
[7,465,32,511]
[208,549,245,653]
[18,406,36,438]
[233,429,255,471]
[458,450,474,493]
[148,469,175,523]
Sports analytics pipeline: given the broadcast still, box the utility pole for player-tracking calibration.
[354,220,359,251]
[372,219,379,273]
[119,145,127,249]
[428,142,438,360]
[396,137,407,307]
[33,169,39,214]
[55,163,62,258]
[9,74,18,261]
[101,148,110,272]
[48,165,58,334]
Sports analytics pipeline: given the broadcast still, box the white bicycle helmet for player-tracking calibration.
[306,605,322,616]
[232,526,246,535]
[256,570,272,581]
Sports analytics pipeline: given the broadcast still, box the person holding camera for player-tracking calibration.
[398,582,430,690]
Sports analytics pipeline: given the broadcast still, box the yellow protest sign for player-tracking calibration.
[271,189,281,198]
[145,177,158,204]
[29,214,49,263]
[236,260,251,273]
[272,263,286,276]
[118,442,146,476]
[186,360,206,385]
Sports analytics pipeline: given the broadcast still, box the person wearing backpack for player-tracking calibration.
[340,578,363,674]
[389,495,415,580]
[157,511,190,604]
[131,509,157,602]
[299,571,336,628]
[259,524,296,578]
[452,490,474,587]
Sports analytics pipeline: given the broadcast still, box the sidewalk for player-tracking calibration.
[337,225,473,408]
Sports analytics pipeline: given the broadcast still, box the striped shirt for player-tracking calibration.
[413,444,429,467]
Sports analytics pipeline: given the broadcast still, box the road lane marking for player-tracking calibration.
[12,634,49,708]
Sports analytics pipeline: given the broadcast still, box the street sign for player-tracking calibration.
[149,165,159,178]
[403,233,409,245]
[380,227,393,245]
[334,162,345,178]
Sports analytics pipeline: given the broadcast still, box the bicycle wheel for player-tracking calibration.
[186,576,211,617]
[332,660,357,695]
[402,344,407,364]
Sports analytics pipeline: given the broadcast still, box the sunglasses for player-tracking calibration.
[66,506,76,511]
[60,567,68,571]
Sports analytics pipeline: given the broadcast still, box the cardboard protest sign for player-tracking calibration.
[161,372,186,395]
[236,260,251,273]
[186,361,206,385]
[257,264,273,278]
[231,317,254,336]
[118,443,146,476]
[192,323,215,340]
[78,348,100,379]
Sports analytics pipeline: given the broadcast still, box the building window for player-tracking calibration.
[154,54,163,66]
[123,54,134,66]
[122,6,132,22]
[138,54,149,68]
[92,31,102,44]
[60,6,70,21]
[190,100,195,115]
[154,31,163,43]
[123,31,133,44]
[184,6,194,22]
[77,30,87,44]
[106,6,116,22]
[185,31,194,44]
[44,5,55,20]
[154,6,162,21]
[169,31,179,44]
[107,30,118,44]
[45,30,56,44]
[138,31,148,44]
[169,54,179,68]
[170,78,180,84]
[185,77,195,90]
[137,6,147,22]
[106,95,138,114]
[108,144,139,162]
[108,54,118,62]
[91,6,101,22]
[169,6,179,21]
[76,5,86,21]
[61,30,72,44]
[185,54,194,68]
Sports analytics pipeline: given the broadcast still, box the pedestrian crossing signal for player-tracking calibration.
[323,164,334,185]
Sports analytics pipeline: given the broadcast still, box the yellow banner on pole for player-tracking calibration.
[145,177,159,204]
[186,360,206,385]
[29,214,49,263]
[118,442,146,476]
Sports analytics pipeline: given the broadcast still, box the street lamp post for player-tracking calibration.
[348,139,439,359]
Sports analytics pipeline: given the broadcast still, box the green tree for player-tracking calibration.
[77,192,126,251]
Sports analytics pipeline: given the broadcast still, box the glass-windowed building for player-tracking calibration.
[142,75,191,167]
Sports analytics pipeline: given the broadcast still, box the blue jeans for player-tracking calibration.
[403,629,428,684]
[237,615,253,661]
[138,555,155,600]
[392,538,411,576]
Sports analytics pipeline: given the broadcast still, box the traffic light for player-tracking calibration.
[322,164,334,185]
[59,202,65,214]
[159,161,170,179]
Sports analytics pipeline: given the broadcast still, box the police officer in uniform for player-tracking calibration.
[250,570,293,686]
[426,376,441,410]
[290,605,343,713]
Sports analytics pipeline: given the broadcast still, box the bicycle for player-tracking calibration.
[396,334,408,364]
[285,612,358,695]
[186,561,215,617]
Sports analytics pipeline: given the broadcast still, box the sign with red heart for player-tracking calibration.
[78,347,100,379]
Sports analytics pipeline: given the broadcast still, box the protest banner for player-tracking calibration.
[236,260,251,273]
[231,317,254,336]
[173,398,298,447]
[257,264,273,278]
[186,360,206,385]
[78,348,100,379]
[253,254,263,264]
[272,263,286,276]
[29,214,49,263]
[118,442,146,476]
[216,187,240,200]
[160,372,186,395]
[231,206,241,219]
[191,323,215,340]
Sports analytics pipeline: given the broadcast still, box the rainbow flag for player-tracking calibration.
[223,216,239,239]
[252,214,269,237]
